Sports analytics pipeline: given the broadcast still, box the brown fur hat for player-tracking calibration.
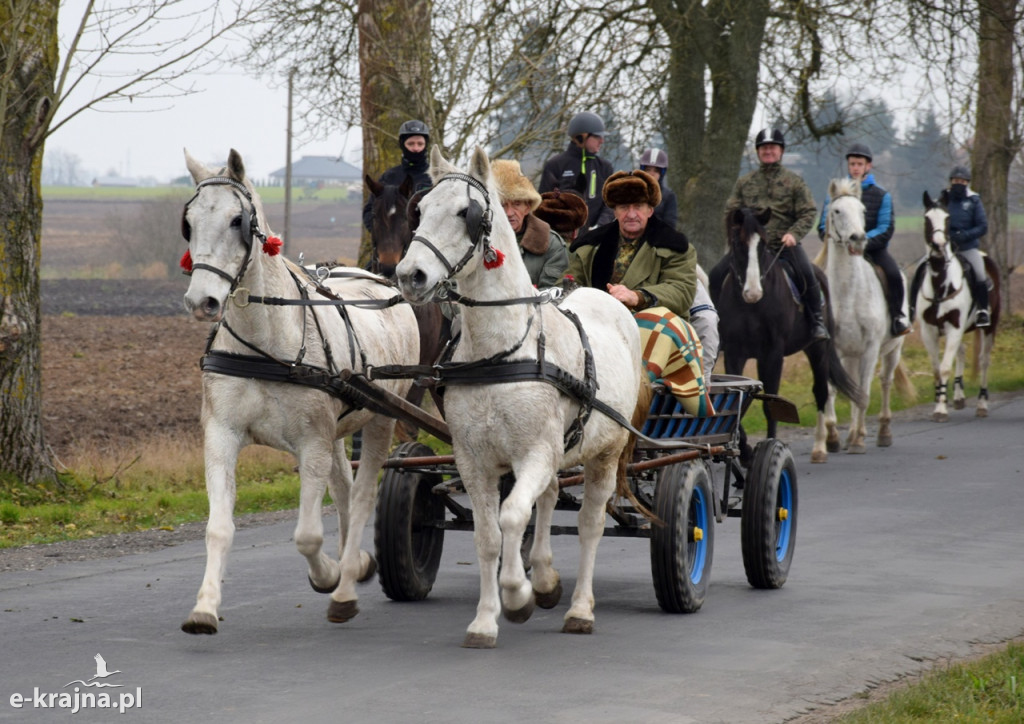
[602,169,661,208]
[491,160,541,212]
[535,189,588,234]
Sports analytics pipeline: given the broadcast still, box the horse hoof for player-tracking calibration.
[181,612,219,635]
[462,633,497,649]
[810,450,828,464]
[976,408,988,418]
[357,553,378,584]
[826,439,840,453]
[502,594,536,624]
[534,580,563,610]
[877,434,893,448]
[953,399,965,410]
[847,444,866,455]
[327,599,359,623]
[932,413,949,423]
[308,572,340,594]
[562,617,594,635]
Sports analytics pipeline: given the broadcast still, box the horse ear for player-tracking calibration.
[398,174,415,199]
[365,174,383,197]
[828,178,840,200]
[429,145,454,182]
[227,149,246,183]
[184,148,213,184]
[938,188,950,208]
[407,189,427,231]
[923,190,934,209]
[469,146,490,185]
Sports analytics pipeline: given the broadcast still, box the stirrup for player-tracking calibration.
[975,309,991,327]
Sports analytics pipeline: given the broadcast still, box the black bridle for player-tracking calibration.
[181,177,264,293]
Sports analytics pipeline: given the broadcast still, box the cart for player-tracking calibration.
[369,373,799,613]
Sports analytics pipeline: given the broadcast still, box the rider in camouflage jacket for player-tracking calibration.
[708,128,829,340]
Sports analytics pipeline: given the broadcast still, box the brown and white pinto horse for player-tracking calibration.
[919,191,1000,421]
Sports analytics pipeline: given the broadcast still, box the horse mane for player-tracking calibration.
[815,177,863,267]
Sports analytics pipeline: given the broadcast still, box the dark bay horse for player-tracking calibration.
[365,174,448,433]
[712,207,863,463]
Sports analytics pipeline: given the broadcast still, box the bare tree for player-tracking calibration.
[42,148,85,186]
[0,0,268,484]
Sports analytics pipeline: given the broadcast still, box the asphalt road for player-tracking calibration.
[2,395,1023,723]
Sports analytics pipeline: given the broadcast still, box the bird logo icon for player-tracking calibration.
[65,654,124,688]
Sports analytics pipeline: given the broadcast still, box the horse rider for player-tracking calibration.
[534,188,589,245]
[909,165,991,327]
[709,127,829,341]
[639,147,679,229]
[362,119,433,231]
[539,111,615,230]
[817,142,910,336]
[491,159,569,288]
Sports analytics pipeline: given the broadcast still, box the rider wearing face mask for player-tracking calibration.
[362,119,434,231]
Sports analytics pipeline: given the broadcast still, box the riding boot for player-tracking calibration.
[974,280,991,327]
[889,292,910,336]
[805,285,830,341]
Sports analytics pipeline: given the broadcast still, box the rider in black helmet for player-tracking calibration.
[362,119,434,231]
[539,112,615,229]
[639,147,678,229]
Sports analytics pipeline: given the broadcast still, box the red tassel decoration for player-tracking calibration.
[262,236,283,256]
[180,249,193,272]
[482,247,505,270]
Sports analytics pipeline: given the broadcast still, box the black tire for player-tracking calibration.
[374,442,445,601]
[741,439,798,589]
[650,461,715,613]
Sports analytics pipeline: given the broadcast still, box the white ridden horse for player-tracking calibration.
[919,191,1000,421]
[179,149,418,634]
[817,178,915,453]
[396,146,648,648]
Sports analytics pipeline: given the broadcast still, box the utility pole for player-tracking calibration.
[284,67,295,249]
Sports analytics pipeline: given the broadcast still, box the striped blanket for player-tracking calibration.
[635,306,715,417]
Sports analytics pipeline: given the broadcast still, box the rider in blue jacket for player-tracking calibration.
[818,143,909,335]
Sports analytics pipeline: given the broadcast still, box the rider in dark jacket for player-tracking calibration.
[362,120,433,231]
[639,147,679,230]
[539,112,615,230]
[818,143,909,336]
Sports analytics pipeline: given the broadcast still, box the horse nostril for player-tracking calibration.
[410,269,428,290]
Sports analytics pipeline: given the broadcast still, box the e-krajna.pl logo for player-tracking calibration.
[8,653,142,714]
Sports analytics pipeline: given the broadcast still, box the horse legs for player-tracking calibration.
[847,348,879,455]
[295,437,340,595]
[823,383,841,453]
[925,328,962,422]
[461,464,503,648]
[803,345,831,463]
[876,343,902,447]
[976,331,994,417]
[563,453,618,635]
[528,475,563,610]
[182,424,242,634]
[327,414,395,623]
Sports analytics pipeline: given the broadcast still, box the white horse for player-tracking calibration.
[396,146,648,648]
[179,149,418,634]
[919,191,1000,421]
[817,178,915,453]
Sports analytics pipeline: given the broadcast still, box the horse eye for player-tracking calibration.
[230,215,243,228]
[456,208,468,219]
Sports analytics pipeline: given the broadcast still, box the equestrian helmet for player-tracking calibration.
[845,142,873,161]
[755,127,786,148]
[639,148,668,168]
[398,119,430,146]
[567,112,606,139]
[949,165,971,181]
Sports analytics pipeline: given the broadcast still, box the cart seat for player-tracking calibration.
[641,374,763,445]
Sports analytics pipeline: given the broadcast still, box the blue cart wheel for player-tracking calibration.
[374,441,445,601]
[650,461,715,613]
[741,439,798,589]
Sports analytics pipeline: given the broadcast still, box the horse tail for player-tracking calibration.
[614,373,657,522]
[826,340,868,409]
[894,360,918,403]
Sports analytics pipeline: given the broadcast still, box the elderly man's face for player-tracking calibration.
[757,143,783,164]
[614,202,654,239]
[502,200,531,233]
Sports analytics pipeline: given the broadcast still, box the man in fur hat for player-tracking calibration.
[566,169,697,319]
[492,160,569,288]
[534,189,589,244]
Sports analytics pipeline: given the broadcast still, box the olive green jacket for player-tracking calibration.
[725,162,817,249]
[566,215,697,319]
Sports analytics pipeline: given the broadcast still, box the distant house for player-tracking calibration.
[92,174,139,187]
[269,156,362,187]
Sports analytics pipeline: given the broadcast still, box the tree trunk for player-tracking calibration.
[971,0,1020,315]
[0,0,60,483]
[654,0,771,266]
[357,0,433,267]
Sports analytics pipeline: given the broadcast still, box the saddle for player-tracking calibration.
[775,258,803,306]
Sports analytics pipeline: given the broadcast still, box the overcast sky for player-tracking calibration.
[48,1,360,184]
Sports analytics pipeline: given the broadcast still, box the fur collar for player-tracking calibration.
[518,214,551,255]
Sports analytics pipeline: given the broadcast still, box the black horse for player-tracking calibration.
[365,175,449,436]
[712,208,863,463]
